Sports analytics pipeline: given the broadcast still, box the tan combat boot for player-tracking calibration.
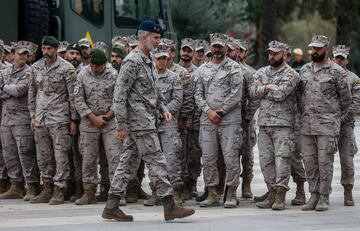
[200,186,220,207]
[144,184,160,206]
[256,188,276,209]
[75,184,97,205]
[0,179,10,194]
[23,182,40,201]
[291,181,306,205]
[272,187,287,210]
[162,195,195,221]
[315,194,329,211]
[173,184,184,207]
[70,181,83,202]
[301,192,320,211]
[0,181,24,199]
[224,186,238,208]
[102,194,133,222]
[344,184,354,206]
[241,177,253,198]
[49,185,65,205]
[30,180,54,203]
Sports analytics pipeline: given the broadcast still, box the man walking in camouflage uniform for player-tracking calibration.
[332,44,360,206]
[195,33,243,208]
[0,41,39,200]
[28,36,78,205]
[300,35,352,211]
[101,20,194,222]
[250,41,300,210]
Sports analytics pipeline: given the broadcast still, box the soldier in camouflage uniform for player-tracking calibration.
[73,48,121,205]
[111,44,127,73]
[250,41,300,210]
[26,42,38,65]
[0,41,39,200]
[28,36,78,205]
[299,35,352,211]
[57,41,70,59]
[101,20,194,222]
[332,45,360,206]
[192,39,207,67]
[153,44,184,206]
[78,38,92,69]
[195,33,243,208]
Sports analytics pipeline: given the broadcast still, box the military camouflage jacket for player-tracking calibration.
[0,64,32,126]
[195,57,243,125]
[341,69,360,125]
[156,68,183,131]
[74,65,118,132]
[28,56,77,126]
[250,63,300,127]
[113,47,168,132]
[299,59,352,136]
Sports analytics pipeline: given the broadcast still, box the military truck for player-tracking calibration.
[0,0,177,45]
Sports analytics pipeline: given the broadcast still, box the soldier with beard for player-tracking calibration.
[299,35,351,211]
[250,41,299,210]
[78,38,92,69]
[111,44,127,73]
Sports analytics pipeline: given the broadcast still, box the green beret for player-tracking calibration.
[66,43,82,54]
[90,48,107,65]
[42,36,59,48]
[112,45,128,59]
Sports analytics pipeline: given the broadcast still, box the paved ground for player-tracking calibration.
[1,118,360,230]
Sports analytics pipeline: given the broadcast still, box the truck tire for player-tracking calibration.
[19,0,50,43]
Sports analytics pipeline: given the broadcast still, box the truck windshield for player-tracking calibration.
[71,0,104,26]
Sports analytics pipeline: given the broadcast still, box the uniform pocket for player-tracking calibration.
[326,136,338,154]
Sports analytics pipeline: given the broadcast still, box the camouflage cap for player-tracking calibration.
[58,41,70,53]
[205,47,212,56]
[94,41,109,54]
[0,39,3,52]
[127,35,139,47]
[10,41,31,54]
[3,44,12,53]
[332,44,350,59]
[194,39,209,51]
[227,37,240,50]
[210,33,228,47]
[112,35,128,47]
[78,38,91,48]
[308,35,330,48]
[267,40,288,52]
[153,44,170,58]
[181,38,195,51]
[28,42,38,55]
[238,39,249,50]
[160,38,176,51]
[285,44,292,54]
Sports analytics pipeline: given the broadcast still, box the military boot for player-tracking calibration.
[256,188,276,209]
[23,182,40,201]
[291,181,306,205]
[200,186,220,207]
[272,187,287,210]
[64,180,76,201]
[102,194,134,222]
[162,195,195,221]
[344,184,354,206]
[0,181,24,199]
[30,180,54,203]
[241,177,253,198]
[315,194,329,211]
[195,188,208,203]
[0,179,10,194]
[126,181,138,203]
[144,185,160,206]
[96,183,110,202]
[301,192,320,211]
[224,186,238,208]
[173,184,184,207]
[138,187,150,200]
[70,181,83,202]
[49,185,65,205]
[254,191,269,202]
[75,184,97,205]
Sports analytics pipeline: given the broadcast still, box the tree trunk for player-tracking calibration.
[336,0,352,45]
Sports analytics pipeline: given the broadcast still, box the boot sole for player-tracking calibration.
[199,202,220,207]
[291,200,305,205]
[164,209,195,221]
[102,210,134,222]
[224,204,237,208]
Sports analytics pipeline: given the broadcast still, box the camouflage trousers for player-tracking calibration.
[109,131,173,198]
[180,129,202,183]
[200,124,242,187]
[1,125,39,183]
[68,133,82,183]
[0,140,8,180]
[240,121,256,180]
[34,124,71,188]
[258,126,295,190]
[291,127,306,183]
[302,135,338,195]
[338,123,357,185]
[78,130,121,185]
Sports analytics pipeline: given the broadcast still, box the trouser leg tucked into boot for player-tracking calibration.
[272,187,287,210]
[49,185,65,205]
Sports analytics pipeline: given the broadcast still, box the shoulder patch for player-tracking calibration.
[69,69,76,76]
[356,80,360,85]
[287,71,294,77]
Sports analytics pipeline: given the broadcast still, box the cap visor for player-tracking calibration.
[195,47,205,51]
[210,41,225,47]
[227,44,236,50]
[308,43,326,48]
[16,48,29,54]
[333,52,347,59]
[154,52,169,58]
[181,45,194,51]
[267,48,282,52]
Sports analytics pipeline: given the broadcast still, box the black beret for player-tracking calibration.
[66,43,82,54]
